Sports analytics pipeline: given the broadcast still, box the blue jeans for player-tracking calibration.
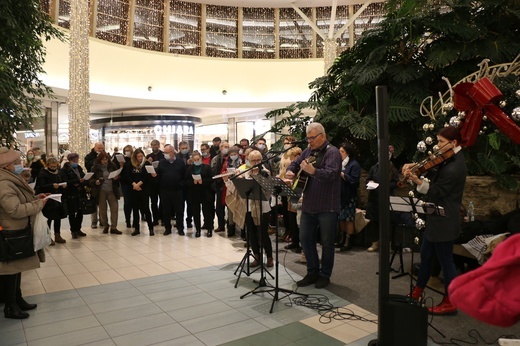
[416,237,457,293]
[300,211,338,278]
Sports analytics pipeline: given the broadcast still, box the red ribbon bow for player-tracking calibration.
[453,77,520,147]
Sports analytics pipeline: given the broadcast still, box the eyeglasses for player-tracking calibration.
[306,133,323,142]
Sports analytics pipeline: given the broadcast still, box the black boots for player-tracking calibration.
[4,303,29,319]
[3,273,35,319]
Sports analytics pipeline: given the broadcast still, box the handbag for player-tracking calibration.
[0,217,35,262]
[80,187,96,215]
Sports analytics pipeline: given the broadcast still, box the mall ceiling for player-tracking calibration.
[47,0,368,125]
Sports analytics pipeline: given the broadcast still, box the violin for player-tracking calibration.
[398,144,455,188]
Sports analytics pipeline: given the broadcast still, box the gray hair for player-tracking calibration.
[306,122,325,135]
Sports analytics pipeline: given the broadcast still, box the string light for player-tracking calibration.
[69,0,91,166]
[54,1,387,59]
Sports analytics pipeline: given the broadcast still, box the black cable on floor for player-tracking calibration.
[428,329,518,346]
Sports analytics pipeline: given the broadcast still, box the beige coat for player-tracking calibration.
[0,168,45,274]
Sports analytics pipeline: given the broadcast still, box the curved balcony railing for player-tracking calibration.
[39,0,386,59]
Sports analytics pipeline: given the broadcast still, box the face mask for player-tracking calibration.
[201,152,209,158]
[221,148,229,155]
[245,159,251,168]
[194,161,202,166]
[164,154,171,160]
[13,164,24,175]
[34,155,41,160]
[71,162,79,168]
[284,144,291,150]
[238,149,244,155]
[95,150,102,154]
[257,144,266,151]
[230,154,238,161]
[152,148,159,154]
[27,155,34,160]
[125,151,131,157]
[180,149,189,155]
[48,167,57,172]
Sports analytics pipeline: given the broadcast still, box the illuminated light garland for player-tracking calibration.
[69,0,91,165]
[53,1,387,60]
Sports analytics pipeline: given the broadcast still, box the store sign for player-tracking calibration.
[153,124,194,135]
[24,132,40,138]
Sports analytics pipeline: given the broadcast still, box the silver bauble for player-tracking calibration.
[479,130,484,135]
[449,116,461,127]
[423,123,430,131]
[408,191,415,198]
[415,218,426,230]
[425,136,433,145]
[483,115,488,121]
[516,90,520,98]
[428,123,435,131]
[512,107,520,122]
[442,111,448,116]
[433,145,439,152]
[499,100,506,108]
[417,141,427,152]
[458,111,466,118]
[443,102,454,111]
[483,126,488,131]
[427,151,432,156]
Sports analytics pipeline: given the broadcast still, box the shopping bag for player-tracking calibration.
[33,211,51,251]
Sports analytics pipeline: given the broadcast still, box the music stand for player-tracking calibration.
[388,196,445,291]
[248,175,308,313]
[232,178,274,288]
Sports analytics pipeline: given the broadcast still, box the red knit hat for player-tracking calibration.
[449,233,520,327]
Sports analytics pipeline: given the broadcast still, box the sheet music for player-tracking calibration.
[145,166,156,174]
[115,154,125,163]
[192,174,202,180]
[366,181,379,190]
[83,172,94,180]
[58,182,67,187]
[108,168,122,179]
[152,161,159,168]
[44,194,62,203]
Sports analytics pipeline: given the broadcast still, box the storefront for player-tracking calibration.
[90,115,201,154]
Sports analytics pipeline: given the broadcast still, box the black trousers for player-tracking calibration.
[130,189,153,231]
[121,184,137,224]
[215,187,226,230]
[189,193,214,231]
[182,187,193,224]
[149,183,162,223]
[246,212,273,258]
[160,189,184,231]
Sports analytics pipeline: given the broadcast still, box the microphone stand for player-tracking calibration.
[231,162,275,289]
[235,144,308,312]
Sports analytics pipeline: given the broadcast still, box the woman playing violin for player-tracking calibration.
[402,126,467,316]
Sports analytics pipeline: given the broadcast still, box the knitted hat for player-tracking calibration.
[67,152,79,161]
[0,147,21,167]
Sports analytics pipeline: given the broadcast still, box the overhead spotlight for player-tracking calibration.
[222,90,227,95]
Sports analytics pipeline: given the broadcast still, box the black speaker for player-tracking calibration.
[378,294,428,346]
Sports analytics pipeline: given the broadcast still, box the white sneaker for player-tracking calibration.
[367,241,379,252]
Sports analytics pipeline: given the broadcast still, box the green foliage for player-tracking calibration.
[264,0,520,190]
[0,0,64,147]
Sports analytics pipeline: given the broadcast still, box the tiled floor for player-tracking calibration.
[1,215,432,345]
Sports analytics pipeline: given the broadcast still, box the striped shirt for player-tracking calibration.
[287,141,342,213]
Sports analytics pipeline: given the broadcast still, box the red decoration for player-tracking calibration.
[453,77,520,147]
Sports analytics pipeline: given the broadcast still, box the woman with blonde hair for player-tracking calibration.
[125,148,154,236]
